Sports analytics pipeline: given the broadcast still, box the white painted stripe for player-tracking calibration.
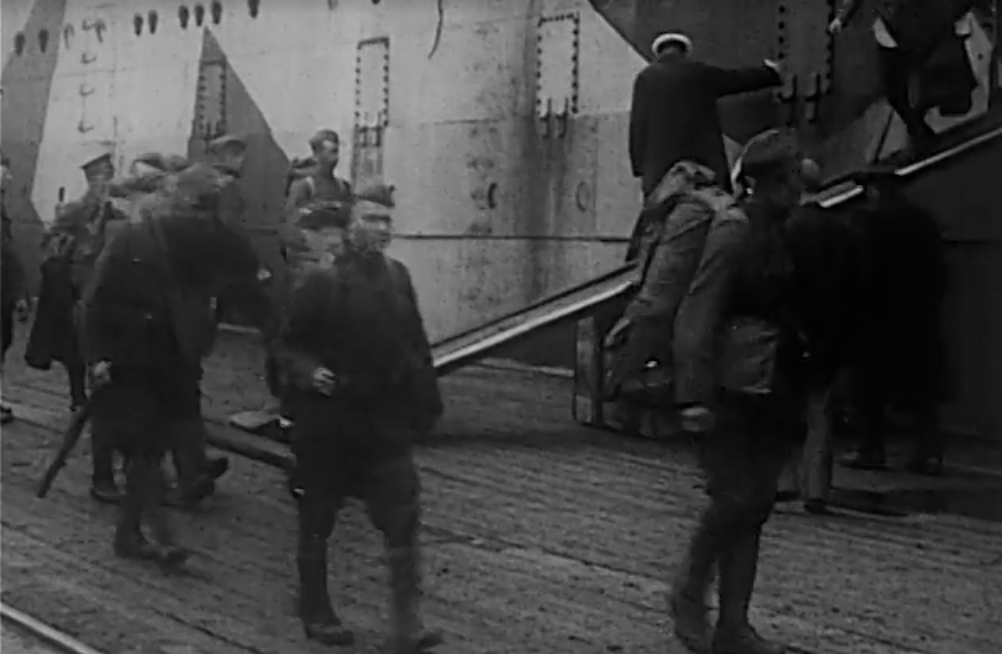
[1,602,106,654]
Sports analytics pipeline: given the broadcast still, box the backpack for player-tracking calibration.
[602,179,743,407]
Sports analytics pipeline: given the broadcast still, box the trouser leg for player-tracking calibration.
[878,45,936,146]
[711,479,786,654]
[366,456,442,654]
[670,502,727,654]
[64,357,87,409]
[296,492,355,645]
[90,427,123,503]
[801,385,834,509]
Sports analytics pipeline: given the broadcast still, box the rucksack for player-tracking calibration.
[603,176,744,407]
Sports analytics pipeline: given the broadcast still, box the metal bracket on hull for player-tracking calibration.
[195,60,228,142]
[536,12,580,139]
[353,37,391,185]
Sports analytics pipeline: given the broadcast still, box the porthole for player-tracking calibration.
[179,6,190,29]
[15,32,26,55]
[38,29,49,53]
[248,0,260,18]
[133,14,144,36]
[148,10,159,34]
[195,4,205,27]
[211,1,223,25]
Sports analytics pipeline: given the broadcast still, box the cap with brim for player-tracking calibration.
[738,128,801,178]
[298,200,351,231]
[652,32,692,57]
[353,183,394,209]
[207,134,248,155]
[80,149,114,173]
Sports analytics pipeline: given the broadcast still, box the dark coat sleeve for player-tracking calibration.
[700,61,781,99]
[629,69,653,178]
[274,271,335,392]
[672,213,748,406]
[834,0,866,25]
[391,259,443,427]
[79,228,173,369]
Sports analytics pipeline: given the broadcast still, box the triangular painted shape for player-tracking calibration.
[1,0,69,237]
[189,28,290,237]
[189,28,293,326]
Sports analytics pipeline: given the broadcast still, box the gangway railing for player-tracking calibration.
[432,264,635,376]
[574,105,1002,433]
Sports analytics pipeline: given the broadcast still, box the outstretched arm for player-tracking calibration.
[702,61,782,99]
[629,72,652,178]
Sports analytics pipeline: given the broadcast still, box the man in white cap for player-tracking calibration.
[629,32,782,198]
[626,32,783,260]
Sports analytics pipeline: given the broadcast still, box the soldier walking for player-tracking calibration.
[23,149,128,502]
[668,129,809,654]
[80,162,261,564]
[276,186,443,652]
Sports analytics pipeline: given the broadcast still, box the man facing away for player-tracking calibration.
[276,185,443,652]
[626,32,782,259]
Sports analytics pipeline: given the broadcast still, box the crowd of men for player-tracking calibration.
[0,3,982,650]
[620,16,961,652]
[0,128,443,652]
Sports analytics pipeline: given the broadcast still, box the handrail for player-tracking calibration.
[433,263,634,350]
[817,115,1002,209]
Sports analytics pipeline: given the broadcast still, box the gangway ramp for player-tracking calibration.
[226,263,637,435]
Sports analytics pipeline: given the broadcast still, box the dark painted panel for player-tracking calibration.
[1,0,70,291]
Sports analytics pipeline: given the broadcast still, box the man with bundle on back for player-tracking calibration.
[276,185,442,652]
[81,161,262,565]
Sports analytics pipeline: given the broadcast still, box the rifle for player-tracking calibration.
[35,392,99,499]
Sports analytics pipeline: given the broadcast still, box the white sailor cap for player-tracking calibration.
[652,32,692,57]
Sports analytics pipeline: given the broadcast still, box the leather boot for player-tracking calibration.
[139,454,192,569]
[387,546,442,653]
[298,538,355,646]
[712,529,785,654]
[113,478,159,560]
[90,432,123,504]
[669,515,719,654]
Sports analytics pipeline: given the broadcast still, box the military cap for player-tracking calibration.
[108,172,167,198]
[207,134,248,156]
[738,128,801,178]
[79,143,115,172]
[133,152,190,173]
[308,129,340,150]
[353,182,395,209]
[297,199,351,231]
[652,32,692,56]
[800,157,823,192]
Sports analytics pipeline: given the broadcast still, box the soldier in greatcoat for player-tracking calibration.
[25,150,126,411]
[1,156,30,424]
[23,150,128,502]
[276,186,442,652]
[80,162,262,564]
